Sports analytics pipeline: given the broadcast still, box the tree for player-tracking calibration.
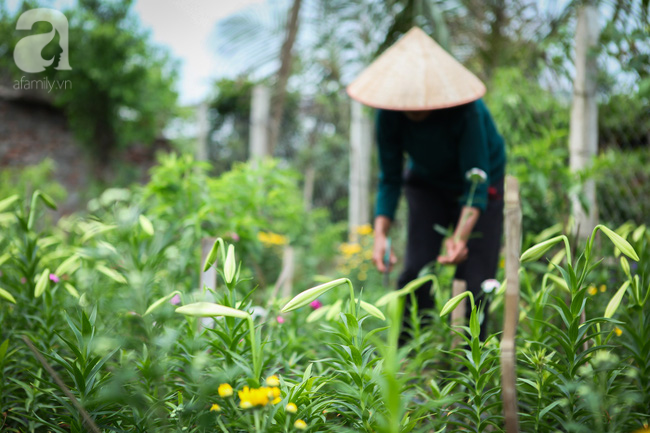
[0,0,179,176]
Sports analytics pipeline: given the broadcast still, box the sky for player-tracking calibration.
[133,0,264,105]
[6,0,264,105]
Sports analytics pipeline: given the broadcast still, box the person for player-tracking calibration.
[346,27,506,339]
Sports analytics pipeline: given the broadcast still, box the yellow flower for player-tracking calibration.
[240,400,253,409]
[615,326,623,337]
[499,257,505,269]
[268,387,281,399]
[286,402,297,413]
[238,386,270,407]
[356,224,373,236]
[587,286,598,296]
[632,424,650,433]
[258,231,288,246]
[266,375,280,387]
[272,396,282,405]
[294,419,307,430]
[340,243,362,257]
[599,284,606,292]
[210,403,221,412]
[218,383,233,397]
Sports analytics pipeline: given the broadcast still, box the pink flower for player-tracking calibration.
[309,300,322,310]
[170,294,181,305]
[20,277,27,284]
[231,232,240,242]
[49,273,60,283]
[276,316,285,324]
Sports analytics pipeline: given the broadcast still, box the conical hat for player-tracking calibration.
[347,27,485,110]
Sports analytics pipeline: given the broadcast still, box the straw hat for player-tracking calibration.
[347,27,485,110]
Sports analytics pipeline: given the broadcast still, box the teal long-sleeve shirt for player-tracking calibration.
[375,99,506,220]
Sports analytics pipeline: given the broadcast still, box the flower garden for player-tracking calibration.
[0,156,649,433]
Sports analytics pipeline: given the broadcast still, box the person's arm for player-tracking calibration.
[438,206,481,265]
[373,215,397,272]
[438,102,489,265]
[372,110,402,272]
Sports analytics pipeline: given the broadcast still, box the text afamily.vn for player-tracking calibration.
[13,76,72,92]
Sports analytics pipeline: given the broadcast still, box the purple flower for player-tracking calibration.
[49,273,60,283]
[170,294,181,305]
[309,300,322,310]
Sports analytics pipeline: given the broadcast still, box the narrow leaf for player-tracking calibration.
[604,281,630,319]
[0,287,17,304]
[0,195,19,213]
[34,269,50,297]
[96,265,127,284]
[144,291,181,316]
[138,215,154,236]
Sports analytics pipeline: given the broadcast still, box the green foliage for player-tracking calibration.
[486,67,573,234]
[0,0,178,162]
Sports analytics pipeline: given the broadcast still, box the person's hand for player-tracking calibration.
[437,238,468,265]
[373,235,397,272]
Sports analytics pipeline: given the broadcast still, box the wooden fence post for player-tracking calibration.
[450,279,467,348]
[250,84,271,161]
[569,5,600,239]
[501,175,521,433]
[199,237,217,329]
[348,101,372,240]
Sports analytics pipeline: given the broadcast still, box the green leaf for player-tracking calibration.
[325,299,343,320]
[440,291,474,317]
[144,291,181,316]
[175,302,250,320]
[96,265,127,284]
[520,235,565,263]
[138,214,154,236]
[306,305,330,323]
[0,339,8,364]
[63,283,79,298]
[281,278,350,313]
[0,253,11,267]
[0,195,19,213]
[604,281,630,319]
[0,287,17,304]
[55,254,81,276]
[34,269,50,298]
[596,225,639,261]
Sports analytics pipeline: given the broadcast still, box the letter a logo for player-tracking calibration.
[13,8,72,73]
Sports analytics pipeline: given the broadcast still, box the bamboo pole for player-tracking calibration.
[501,175,521,433]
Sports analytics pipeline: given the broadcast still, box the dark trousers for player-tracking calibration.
[398,177,504,339]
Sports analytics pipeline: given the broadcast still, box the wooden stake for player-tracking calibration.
[21,336,102,433]
[450,279,467,348]
[501,175,521,433]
